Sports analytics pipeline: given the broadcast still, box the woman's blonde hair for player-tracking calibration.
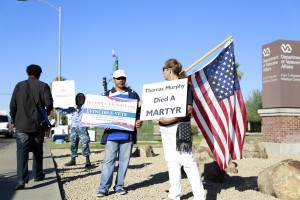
[163,58,187,79]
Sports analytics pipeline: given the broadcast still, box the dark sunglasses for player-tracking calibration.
[115,77,126,80]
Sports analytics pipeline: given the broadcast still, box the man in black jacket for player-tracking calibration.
[10,64,53,190]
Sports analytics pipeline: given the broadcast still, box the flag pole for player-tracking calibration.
[183,36,233,73]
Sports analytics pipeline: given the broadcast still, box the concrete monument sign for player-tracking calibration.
[262,39,300,108]
[259,39,300,155]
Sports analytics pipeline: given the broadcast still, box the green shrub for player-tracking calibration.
[191,125,198,136]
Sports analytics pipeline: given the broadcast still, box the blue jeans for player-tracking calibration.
[99,140,133,194]
[16,131,44,183]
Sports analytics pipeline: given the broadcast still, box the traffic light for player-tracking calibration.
[102,77,107,92]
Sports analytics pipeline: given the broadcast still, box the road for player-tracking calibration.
[0,135,15,153]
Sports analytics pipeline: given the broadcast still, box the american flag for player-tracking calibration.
[189,41,247,170]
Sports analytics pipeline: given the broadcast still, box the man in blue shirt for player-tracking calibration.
[97,70,142,197]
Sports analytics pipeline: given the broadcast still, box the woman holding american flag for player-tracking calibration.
[159,58,205,200]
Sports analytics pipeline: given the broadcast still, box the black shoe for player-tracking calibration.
[15,183,25,190]
[65,157,76,166]
[34,173,45,182]
[85,156,91,168]
[85,162,91,168]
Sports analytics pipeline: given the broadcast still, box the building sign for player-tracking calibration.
[140,78,188,121]
[262,40,300,108]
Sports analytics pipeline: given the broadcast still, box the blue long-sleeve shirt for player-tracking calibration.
[57,106,83,128]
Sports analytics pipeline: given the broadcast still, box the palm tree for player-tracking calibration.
[53,76,67,82]
[50,76,67,89]
[235,62,243,80]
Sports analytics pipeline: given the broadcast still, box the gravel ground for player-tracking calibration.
[51,147,300,200]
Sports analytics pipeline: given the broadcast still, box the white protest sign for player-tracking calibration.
[140,78,188,121]
[81,95,137,131]
[52,80,76,108]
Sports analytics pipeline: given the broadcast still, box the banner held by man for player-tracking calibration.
[80,94,138,131]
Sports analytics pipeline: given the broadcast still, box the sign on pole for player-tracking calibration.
[140,78,188,121]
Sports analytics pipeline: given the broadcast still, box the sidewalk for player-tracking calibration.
[0,139,62,200]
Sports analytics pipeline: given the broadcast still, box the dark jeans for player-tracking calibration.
[16,131,45,183]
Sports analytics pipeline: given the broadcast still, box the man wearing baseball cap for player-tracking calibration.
[97,70,142,197]
[112,69,126,78]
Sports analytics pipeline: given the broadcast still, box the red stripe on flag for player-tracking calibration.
[218,99,236,160]
[236,90,247,155]
[226,97,237,160]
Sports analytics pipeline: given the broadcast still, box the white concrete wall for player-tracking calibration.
[263,142,300,155]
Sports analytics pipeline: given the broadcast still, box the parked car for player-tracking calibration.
[0,111,14,138]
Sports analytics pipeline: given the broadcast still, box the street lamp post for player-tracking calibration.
[18,0,62,126]
[58,6,61,81]
[18,0,62,81]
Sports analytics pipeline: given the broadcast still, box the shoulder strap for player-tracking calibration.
[26,81,51,127]
[25,81,38,106]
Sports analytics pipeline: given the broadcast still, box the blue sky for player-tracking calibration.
[1,0,300,112]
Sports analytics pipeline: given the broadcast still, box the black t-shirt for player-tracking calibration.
[159,84,193,126]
